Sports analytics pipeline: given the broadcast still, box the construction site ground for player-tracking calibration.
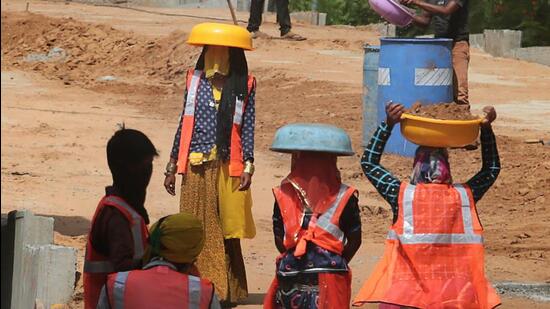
[1,1,549,307]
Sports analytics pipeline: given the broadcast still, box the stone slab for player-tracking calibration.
[469,33,485,50]
[33,245,78,308]
[8,211,76,309]
[11,211,54,309]
[484,29,522,57]
[510,46,550,66]
[290,11,325,26]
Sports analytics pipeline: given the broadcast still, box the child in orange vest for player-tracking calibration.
[96,212,221,309]
[265,124,363,309]
[84,127,157,309]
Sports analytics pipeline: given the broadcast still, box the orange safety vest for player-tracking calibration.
[273,182,357,256]
[98,259,216,309]
[83,195,149,309]
[176,69,256,177]
[353,183,501,309]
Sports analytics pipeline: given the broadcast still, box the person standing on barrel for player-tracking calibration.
[401,0,470,106]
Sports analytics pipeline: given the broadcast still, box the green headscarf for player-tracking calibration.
[145,212,205,264]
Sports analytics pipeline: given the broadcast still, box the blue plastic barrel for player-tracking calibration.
[377,38,453,156]
[362,45,380,148]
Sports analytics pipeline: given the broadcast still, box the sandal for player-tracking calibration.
[280,31,306,41]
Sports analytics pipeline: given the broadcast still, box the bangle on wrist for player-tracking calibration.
[243,161,255,176]
[165,161,177,175]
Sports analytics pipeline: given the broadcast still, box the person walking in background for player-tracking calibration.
[402,0,470,105]
[97,212,222,309]
[83,127,157,309]
[353,103,501,308]
[163,23,256,307]
[264,124,362,308]
[247,0,306,40]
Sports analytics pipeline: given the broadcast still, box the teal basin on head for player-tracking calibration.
[270,123,354,156]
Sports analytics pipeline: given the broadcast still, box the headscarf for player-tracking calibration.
[195,46,248,161]
[106,127,158,224]
[145,212,205,264]
[285,151,342,213]
[204,45,230,79]
[410,146,452,185]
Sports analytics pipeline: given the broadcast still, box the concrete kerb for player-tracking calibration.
[484,29,522,57]
[469,30,548,66]
[6,210,77,309]
[509,46,550,66]
[469,33,485,50]
[33,245,78,308]
[290,11,327,26]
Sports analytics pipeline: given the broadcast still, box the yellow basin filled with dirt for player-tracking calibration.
[400,113,482,148]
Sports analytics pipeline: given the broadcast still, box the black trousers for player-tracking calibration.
[247,0,291,35]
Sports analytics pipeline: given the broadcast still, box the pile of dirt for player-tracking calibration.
[1,12,199,92]
[406,102,479,120]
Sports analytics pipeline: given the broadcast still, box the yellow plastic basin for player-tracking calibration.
[187,22,253,50]
[400,113,482,148]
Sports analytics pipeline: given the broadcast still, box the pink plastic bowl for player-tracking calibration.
[369,0,414,27]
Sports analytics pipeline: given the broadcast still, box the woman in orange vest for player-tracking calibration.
[353,103,501,309]
[84,127,157,309]
[97,212,222,309]
[264,124,363,309]
[163,23,256,306]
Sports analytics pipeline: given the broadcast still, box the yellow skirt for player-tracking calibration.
[218,162,256,239]
[179,160,255,302]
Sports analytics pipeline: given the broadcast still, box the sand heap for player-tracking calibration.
[1,12,200,88]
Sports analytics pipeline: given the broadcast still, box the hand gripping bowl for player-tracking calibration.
[369,0,415,27]
[400,113,483,148]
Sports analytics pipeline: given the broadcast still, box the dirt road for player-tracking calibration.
[2,1,549,308]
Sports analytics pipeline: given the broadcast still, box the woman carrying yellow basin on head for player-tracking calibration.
[163,22,256,306]
[353,103,501,308]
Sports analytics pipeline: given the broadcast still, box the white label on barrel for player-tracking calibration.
[378,68,390,86]
[414,68,452,86]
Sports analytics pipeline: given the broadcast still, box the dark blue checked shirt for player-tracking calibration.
[361,122,500,219]
[170,74,256,162]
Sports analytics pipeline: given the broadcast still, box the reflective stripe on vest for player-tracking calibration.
[176,69,254,176]
[388,184,483,245]
[112,271,130,309]
[233,97,244,125]
[189,275,202,308]
[84,197,146,274]
[315,184,348,241]
[184,70,202,117]
[110,270,207,308]
[186,70,247,127]
[103,196,145,259]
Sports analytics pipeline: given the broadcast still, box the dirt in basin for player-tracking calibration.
[406,102,480,120]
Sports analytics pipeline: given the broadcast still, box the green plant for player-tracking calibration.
[287,0,549,46]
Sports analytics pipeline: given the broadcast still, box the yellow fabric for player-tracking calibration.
[218,162,256,239]
[204,45,230,79]
[147,212,205,264]
[212,87,222,102]
[189,147,218,166]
